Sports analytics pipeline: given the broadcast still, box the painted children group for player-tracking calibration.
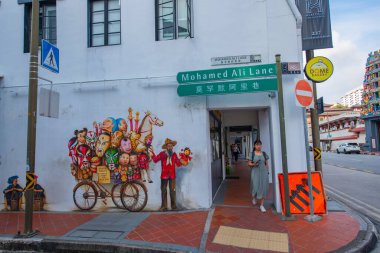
[67,108,192,211]
[2,175,45,211]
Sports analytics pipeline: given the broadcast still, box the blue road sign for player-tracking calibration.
[41,40,59,74]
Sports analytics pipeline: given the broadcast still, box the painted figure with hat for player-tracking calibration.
[33,175,46,210]
[3,175,23,211]
[151,138,186,211]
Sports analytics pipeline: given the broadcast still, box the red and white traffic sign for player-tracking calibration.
[295,79,313,108]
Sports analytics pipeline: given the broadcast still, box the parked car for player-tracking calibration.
[336,143,360,154]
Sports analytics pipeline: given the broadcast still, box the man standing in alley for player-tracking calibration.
[232,143,240,162]
[151,138,182,212]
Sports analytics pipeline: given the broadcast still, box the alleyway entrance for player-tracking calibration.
[209,108,275,207]
[214,160,274,209]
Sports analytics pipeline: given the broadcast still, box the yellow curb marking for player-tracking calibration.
[213,226,289,252]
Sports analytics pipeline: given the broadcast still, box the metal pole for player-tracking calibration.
[306,50,323,173]
[275,55,292,218]
[303,108,322,222]
[327,111,331,151]
[24,0,39,235]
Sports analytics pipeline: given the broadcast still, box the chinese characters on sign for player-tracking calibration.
[177,63,278,97]
[211,55,262,66]
[177,78,277,97]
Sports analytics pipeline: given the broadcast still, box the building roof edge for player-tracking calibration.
[286,0,302,29]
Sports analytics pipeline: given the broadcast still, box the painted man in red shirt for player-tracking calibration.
[151,138,182,211]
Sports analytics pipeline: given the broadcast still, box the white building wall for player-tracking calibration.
[0,0,305,212]
[222,111,259,128]
[0,79,213,210]
[258,109,272,182]
[357,132,366,145]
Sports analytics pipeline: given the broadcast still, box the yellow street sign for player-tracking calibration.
[305,56,333,83]
[313,148,321,160]
[26,173,35,190]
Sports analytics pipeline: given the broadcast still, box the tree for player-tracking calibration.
[332,103,347,109]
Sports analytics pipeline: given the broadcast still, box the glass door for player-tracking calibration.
[210,112,222,198]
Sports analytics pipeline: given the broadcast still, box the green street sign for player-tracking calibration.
[177,78,277,97]
[177,64,276,84]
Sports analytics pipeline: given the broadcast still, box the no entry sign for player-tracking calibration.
[295,80,313,108]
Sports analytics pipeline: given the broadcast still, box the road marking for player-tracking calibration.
[323,163,380,175]
[324,173,344,176]
[325,185,380,222]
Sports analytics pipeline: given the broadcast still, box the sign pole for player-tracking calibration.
[275,55,293,219]
[306,50,323,173]
[303,108,322,222]
[24,0,39,236]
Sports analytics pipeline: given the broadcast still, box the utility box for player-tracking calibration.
[39,87,60,118]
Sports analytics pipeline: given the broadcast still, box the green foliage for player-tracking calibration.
[226,165,231,175]
[331,103,347,109]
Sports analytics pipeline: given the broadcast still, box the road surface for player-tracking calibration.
[320,152,380,174]
[319,153,380,252]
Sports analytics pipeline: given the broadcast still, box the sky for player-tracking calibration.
[313,0,380,104]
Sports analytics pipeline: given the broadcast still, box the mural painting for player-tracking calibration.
[2,175,45,211]
[68,108,192,212]
[3,176,23,211]
[33,176,46,211]
[152,139,192,211]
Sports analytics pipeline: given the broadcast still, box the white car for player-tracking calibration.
[336,143,360,154]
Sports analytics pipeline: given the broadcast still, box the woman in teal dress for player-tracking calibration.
[248,140,269,213]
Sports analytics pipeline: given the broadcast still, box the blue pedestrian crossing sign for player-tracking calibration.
[41,40,59,74]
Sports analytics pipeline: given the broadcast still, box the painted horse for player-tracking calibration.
[131,111,164,153]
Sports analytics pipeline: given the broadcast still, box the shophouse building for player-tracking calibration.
[0,0,307,213]
[307,104,365,151]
